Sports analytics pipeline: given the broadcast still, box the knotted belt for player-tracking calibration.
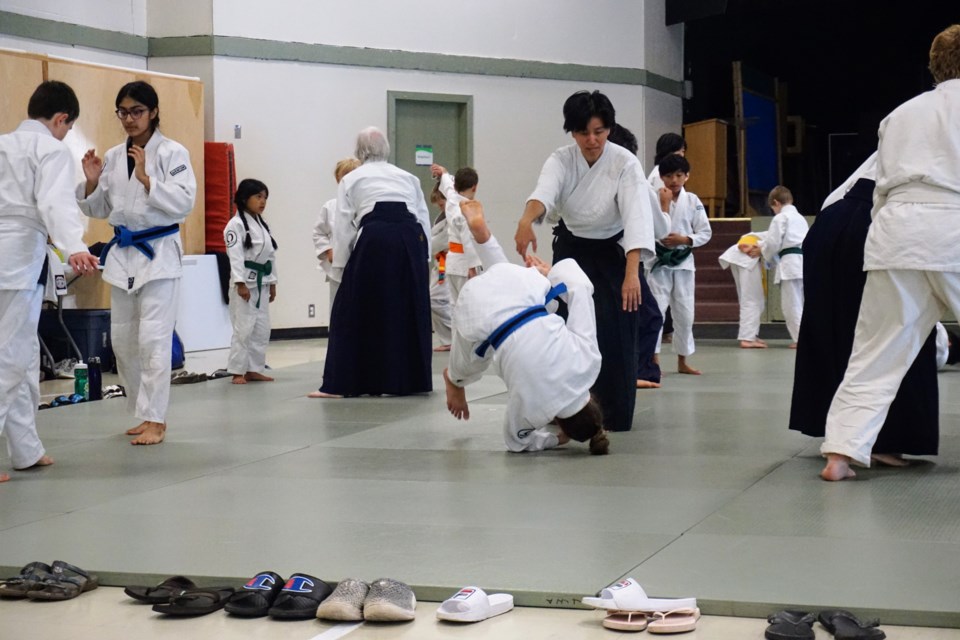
[99,223,180,265]
[778,246,803,258]
[244,259,273,308]
[652,243,692,271]
[474,283,567,357]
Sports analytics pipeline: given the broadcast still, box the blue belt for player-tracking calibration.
[474,283,567,357]
[99,224,180,265]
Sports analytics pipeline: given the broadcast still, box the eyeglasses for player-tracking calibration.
[115,107,148,120]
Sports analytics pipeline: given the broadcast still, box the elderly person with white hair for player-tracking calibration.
[309,127,433,398]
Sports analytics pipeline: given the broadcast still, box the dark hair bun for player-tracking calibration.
[589,431,610,455]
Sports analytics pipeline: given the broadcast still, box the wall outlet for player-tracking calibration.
[234,124,242,139]
[308,304,315,318]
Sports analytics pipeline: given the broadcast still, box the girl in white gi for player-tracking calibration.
[430,164,482,305]
[225,179,278,385]
[444,200,609,455]
[313,158,360,316]
[0,82,100,482]
[760,185,807,348]
[647,155,713,374]
[79,81,197,445]
[429,185,453,351]
[718,232,768,348]
[822,24,960,481]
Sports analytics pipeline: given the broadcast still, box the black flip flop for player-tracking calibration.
[25,561,98,600]
[152,587,236,616]
[224,571,285,617]
[0,562,51,598]
[766,610,815,640]
[124,575,197,604]
[818,610,886,640]
[267,573,333,620]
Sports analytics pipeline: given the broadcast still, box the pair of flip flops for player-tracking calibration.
[583,578,699,634]
[436,586,514,623]
[316,578,416,622]
[0,561,99,600]
[236,572,333,619]
[766,609,885,640]
[125,576,235,616]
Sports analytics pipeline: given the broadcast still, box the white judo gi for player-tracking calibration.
[312,197,340,315]
[78,130,196,424]
[644,188,712,355]
[447,236,601,452]
[429,216,452,346]
[0,120,88,468]
[761,204,808,343]
[647,165,664,190]
[822,78,960,466]
[718,232,768,342]
[438,173,482,305]
[224,212,277,376]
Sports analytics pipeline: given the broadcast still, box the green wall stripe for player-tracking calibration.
[0,12,683,97]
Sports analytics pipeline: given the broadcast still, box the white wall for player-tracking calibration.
[211,0,648,67]
[0,0,147,35]
[146,0,212,37]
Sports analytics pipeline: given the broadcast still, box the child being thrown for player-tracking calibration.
[443,200,609,454]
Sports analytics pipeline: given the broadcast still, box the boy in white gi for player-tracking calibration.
[445,200,609,454]
[225,179,278,385]
[430,164,482,306]
[760,185,807,348]
[718,232,768,348]
[79,81,197,445]
[646,155,712,375]
[313,158,360,316]
[0,81,99,482]
[822,24,960,481]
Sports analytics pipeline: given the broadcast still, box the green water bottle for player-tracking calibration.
[74,362,89,400]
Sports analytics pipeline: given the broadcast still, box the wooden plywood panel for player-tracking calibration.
[0,51,44,134]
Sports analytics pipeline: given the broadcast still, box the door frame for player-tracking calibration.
[386,91,474,167]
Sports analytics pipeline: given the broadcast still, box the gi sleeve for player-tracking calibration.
[148,143,196,221]
[649,183,672,240]
[223,217,249,284]
[36,146,88,257]
[438,173,457,202]
[430,218,448,255]
[527,152,566,223]
[761,214,786,264]
[332,180,358,270]
[547,259,598,349]
[508,424,560,453]
[447,326,491,388]
[617,162,656,257]
[76,150,114,220]
[688,195,713,248]
[313,199,335,258]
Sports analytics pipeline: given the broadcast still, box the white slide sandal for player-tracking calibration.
[582,578,696,613]
[436,586,514,623]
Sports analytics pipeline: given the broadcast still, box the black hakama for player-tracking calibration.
[553,220,639,432]
[636,266,663,384]
[320,202,432,396]
[789,179,938,455]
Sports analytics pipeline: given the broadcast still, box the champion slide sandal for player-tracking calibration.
[124,575,197,604]
[582,578,696,613]
[268,573,333,620]
[647,607,701,634]
[152,587,235,616]
[316,578,369,621]
[436,586,514,623]
[0,562,51,598]
[225,571,284,617]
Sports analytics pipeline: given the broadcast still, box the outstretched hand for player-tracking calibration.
[524,253,550,276]
[68,252,100,276]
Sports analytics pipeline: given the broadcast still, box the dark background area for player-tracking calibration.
[674,0,955,213]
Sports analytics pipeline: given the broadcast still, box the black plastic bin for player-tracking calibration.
[38,308,114,367]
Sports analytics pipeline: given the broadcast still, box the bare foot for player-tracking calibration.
[308,390,343,399]
[740,340,768,349]
[0,472,9,483]
[460,200,491,244]
[821,454,856,481]
[789,342,798,349]
[663,333,673,344]
[443,368,470,420]
[231,375,248,385]
[126,421,149,435]
[872,453,910,467]
[636,379,661,389]
[433,344,451,352]
[15,455,54,470]
[652,354,660,366]
[131,422,165,445]
[677,357,701,375]
[245,372,274,382]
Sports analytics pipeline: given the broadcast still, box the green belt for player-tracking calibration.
[653,244,692,271]
[778,246,803,258]
[244,259,273,308]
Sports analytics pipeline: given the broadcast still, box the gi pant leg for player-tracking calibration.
[780,278,803,342]
[227,284,271,375]
[430,279,452,346]
[731,265,764,341]
[821,269,959,466]
[0,287,45,468]
[111,278,180,423]
[669,270,696,356]
[447,274,468,307]
[646,268,674,354]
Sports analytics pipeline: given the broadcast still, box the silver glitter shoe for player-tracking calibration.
[362,578,416,622]
[316,578,368,621]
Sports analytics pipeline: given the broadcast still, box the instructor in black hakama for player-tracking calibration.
[313,127,432,398]
[789,177,938,456]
